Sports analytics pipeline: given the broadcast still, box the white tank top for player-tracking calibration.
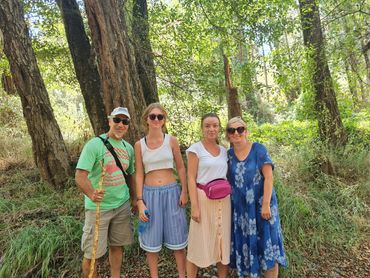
[140,134,174,174]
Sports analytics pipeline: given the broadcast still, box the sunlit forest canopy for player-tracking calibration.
[1,0,368,145]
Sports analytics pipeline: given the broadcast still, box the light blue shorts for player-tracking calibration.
[139,183,188,252]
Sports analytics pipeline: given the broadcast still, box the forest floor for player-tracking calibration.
[1,160,369,277]
[93,243,370,278]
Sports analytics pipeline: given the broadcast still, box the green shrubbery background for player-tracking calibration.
[1,104,368,276]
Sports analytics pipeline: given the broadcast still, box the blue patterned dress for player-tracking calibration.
[228,142,287,278]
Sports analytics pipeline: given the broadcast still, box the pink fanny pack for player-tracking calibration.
[197,178,232,200]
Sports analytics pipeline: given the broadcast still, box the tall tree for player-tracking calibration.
[0,0,72,188]
[56,0,108,135]
[132,0,159,105]
[83,0,146,143]
[361,39,370,100]
[298,0,347,146]
[223,54,241,119]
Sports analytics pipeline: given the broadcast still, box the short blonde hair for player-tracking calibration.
[141,102,168,133]
[225,116,247,141]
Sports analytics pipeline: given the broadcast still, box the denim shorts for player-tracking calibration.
[139,183,188,252]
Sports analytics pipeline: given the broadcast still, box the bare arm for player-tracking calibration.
[134,141,149,221]
[171,136,188,206]
[75,169,104,202]
[261,164,273,220]
[126,173,137,213]
[187,152,200,222]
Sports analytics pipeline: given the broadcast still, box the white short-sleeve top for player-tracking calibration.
[186,141,228,184]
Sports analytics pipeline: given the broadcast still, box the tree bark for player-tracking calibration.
[0,0,72,188]
[1,73,16,94]
[56,0,108,135]
[223,54,242,119]
[298,0,347,146]
[344,59,358,105]
[132,0,159,105]
[83,0,146,143]
[362,40,370,99]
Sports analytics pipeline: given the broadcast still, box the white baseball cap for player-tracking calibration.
[109,107,130,118]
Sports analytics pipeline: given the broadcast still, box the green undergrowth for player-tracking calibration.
[0,168,143,277]
[272,141,369,277]
[0,217,82,277]
[0,117,369,277]
[0,169,83,277]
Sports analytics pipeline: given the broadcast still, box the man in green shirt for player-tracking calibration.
[75,107,136,278]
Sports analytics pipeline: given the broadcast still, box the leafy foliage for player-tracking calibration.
[1,0,369,275]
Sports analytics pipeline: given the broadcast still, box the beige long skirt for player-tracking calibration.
[187,188,231,267]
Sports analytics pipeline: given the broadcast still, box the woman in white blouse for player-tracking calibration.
[186,113,231,278]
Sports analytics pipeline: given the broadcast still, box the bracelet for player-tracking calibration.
[137,199,145,205]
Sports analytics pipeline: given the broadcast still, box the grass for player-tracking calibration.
[273,141,369,277]
[0,168,83,277]
[0,217,82,277]
[0,119,369,277]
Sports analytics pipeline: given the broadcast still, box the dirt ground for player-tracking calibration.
[93,243,370,278]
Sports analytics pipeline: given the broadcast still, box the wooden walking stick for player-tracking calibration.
[89,161,106,278]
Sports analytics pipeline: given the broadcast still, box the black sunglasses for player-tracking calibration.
[148,114,164,121]
[227,126,246,134]
[112,117,130,125]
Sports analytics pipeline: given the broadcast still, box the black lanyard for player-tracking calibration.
[97,135,128,180]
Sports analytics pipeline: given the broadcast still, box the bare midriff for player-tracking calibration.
[144,168,176,186]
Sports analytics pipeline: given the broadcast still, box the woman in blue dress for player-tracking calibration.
[226,117,287,278]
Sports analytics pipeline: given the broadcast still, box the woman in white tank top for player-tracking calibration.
[135,103,188,278]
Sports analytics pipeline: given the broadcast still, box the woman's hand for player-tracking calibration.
[191,205,201,223]
[179,190,188,207]
[261,203,271,220]
[138,201,149,222]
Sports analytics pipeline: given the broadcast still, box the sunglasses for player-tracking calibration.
[148,114,164,121]
[112,117,130,125]
[227,126,246,134]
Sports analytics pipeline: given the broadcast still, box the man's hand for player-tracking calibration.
[89,189,105,203]
[131,198,138,214]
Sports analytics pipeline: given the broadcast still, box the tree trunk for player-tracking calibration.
[342,18,360,106]
[83,0,146,143]
[132,0,159,105]
[298,0,347,146]
[348,51,366,103]
[344,59,358,105]
[262,44,268,88]
[223,54,242,119]
[1,73,16,94]
[56,0,108,135]
[362,40,370,101]
[0,0,72,188]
